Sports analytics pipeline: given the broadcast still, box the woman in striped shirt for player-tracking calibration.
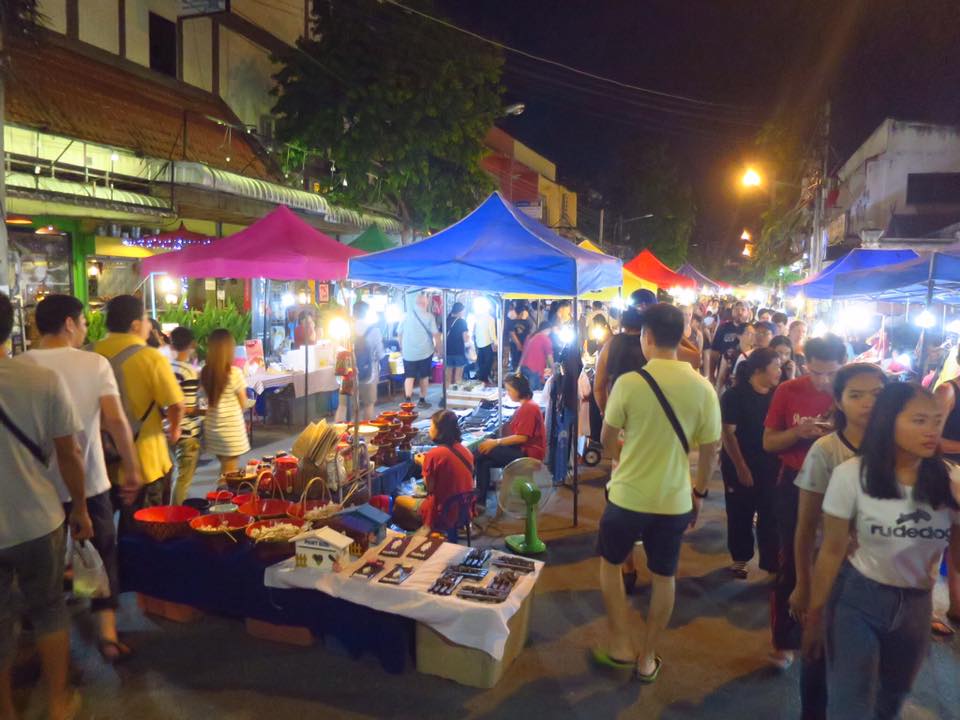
[200,329,250,474]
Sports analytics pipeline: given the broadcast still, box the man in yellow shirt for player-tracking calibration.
[595,303,720,682]
[94,296,184,527]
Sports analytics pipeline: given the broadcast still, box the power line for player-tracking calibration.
[380,0,752,112]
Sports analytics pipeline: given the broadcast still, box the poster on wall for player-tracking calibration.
[317,282,330,303]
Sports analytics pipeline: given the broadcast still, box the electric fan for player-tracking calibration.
[497,458,553,555]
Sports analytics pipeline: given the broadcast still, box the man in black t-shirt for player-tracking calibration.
[709,301,750,384]
[506,302,532,371]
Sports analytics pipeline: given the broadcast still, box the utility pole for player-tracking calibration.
[810,101,831,276]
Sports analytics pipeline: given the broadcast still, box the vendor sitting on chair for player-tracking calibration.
[474,373,546,512]
[394,410,474,532]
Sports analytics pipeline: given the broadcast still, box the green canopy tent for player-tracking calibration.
[348,225,396,253]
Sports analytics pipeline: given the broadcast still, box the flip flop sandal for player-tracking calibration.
[591,648,636,671]
[636,655,663,684]
[931,619,955,637]
[98,639,133,664]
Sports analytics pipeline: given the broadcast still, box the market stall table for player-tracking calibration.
[118,533,413,672]
[266,540,543,686]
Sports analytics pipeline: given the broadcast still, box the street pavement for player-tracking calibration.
[12,387,960,719]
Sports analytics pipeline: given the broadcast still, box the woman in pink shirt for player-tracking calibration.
[518,322,554,392]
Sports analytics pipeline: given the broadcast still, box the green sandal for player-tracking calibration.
[591,648,636,671]
[636,656,663,684]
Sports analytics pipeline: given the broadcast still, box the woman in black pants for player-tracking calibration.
[473,374,546,511]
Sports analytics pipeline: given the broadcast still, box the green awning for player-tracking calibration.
[349,225,396,252]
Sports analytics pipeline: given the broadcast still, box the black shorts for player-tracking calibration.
[404,356,433,380]
[596,501,692,577]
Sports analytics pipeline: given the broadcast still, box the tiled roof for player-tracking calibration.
[5,34,274,181]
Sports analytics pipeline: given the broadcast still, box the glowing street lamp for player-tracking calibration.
[740,229,752,241]
[741,167,762,188]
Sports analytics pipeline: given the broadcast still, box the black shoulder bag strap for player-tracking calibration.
[637,368,689,454]
[412,309,434,342]
[447,444,474,474]
[0,402,48,466]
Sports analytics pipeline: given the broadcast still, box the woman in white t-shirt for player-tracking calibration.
[200,329,250,474]
[789,363,886,718]
[803,383,960,718]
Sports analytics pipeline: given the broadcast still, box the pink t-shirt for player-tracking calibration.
[520,333,552,377]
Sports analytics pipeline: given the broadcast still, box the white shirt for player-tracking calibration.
[823,458,960,589]
[0,357,82,548]
[795,432,858,495]
[19,347,119,502]
[474,314,497,349]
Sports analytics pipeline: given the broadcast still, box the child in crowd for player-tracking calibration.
[169,327,203,504]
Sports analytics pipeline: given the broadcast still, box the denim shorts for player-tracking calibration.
[597,501,691,576]
[0,525,68,664]
[447,354,467,368]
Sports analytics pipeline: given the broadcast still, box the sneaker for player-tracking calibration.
[729,561,748,579]
[417,398,431,409]
[767,649,795,670]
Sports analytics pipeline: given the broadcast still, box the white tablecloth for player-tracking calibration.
[264,540,542,660]
[247,368,338,398]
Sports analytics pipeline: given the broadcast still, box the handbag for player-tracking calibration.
[637,368,689,454]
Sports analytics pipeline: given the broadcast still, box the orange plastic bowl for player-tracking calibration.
[232,493,259,506]
[237,499,294,519]
[133,505,200,542]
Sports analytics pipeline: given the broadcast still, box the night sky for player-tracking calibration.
[435,0,960,276]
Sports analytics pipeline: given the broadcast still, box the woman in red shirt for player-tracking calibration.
[518,323,554,392]
[394,410,474,531]
[474,373,546,510]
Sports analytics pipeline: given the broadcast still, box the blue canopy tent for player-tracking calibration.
[786,248,919,299]
[348,192,622,528]
[831,251,960,304]
[347,192,622,295]
[677,263,730,292]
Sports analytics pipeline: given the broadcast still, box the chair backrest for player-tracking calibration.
[434,491,476,540]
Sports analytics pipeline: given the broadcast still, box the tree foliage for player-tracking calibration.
[605,142,695,268]
[272,1,503,240]
[749,120,820,281]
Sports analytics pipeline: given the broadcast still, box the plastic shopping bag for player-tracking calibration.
[72,540,110,599]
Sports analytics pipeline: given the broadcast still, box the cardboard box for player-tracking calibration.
[415,588,533,688]
[245,618,315,647]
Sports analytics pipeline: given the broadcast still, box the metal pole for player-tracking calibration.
[917,254,937,377]
[497,294,504,440]
[149,273,157,319]
[441,290,448,410]
[598,207,605,250]
[303,340,309,427]
[572,296,579,527]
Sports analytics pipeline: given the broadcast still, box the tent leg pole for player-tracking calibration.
[304,341,309,426]
[442,290,448,410]
[149,273,157,319]
[572,297,579,528]
[497,294,504,440]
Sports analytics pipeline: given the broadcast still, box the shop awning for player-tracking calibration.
[141,205,364,280]
[347,192,622,295]
[623,249,696,289]
[677,263,730,291]
[787,248,920,299]
[831,251,960,304]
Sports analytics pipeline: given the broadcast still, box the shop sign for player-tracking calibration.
[180,0,229,17]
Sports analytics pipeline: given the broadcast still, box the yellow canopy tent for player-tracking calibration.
[504,239,654,300]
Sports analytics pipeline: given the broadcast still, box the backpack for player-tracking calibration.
[353,326,378,383]
[90,343,155,463]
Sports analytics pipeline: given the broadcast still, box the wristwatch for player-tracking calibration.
[692,488,709,499]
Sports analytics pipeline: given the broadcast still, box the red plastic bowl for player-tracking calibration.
[246,518,306,563]
[206,489,234,503]
[134,505,200,542]
[237,499,294,519]
[288,499,334,521]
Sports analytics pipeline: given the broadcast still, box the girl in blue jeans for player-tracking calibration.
[803,384,960,719]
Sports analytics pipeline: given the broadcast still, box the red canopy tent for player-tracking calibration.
[141,206,363,280]
[623,249,696,289]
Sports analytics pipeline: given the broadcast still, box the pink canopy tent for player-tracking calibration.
[141,205,363,280]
